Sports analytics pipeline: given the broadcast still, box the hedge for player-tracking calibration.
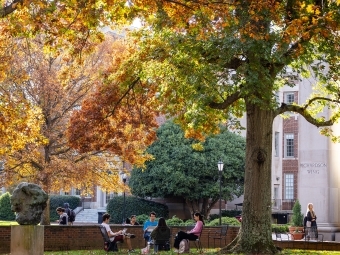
[107,196,169,224]
[0,192,15,221]
[49,195,80,221]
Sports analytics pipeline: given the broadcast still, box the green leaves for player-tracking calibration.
[129,120,245,215]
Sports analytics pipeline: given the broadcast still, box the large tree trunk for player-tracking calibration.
[40,198,51,225]
[223,102,277,254]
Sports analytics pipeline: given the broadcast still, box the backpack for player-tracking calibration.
[67,209,76,222]
[178,239,189,254]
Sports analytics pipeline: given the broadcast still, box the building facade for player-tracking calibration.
[272,79,340,240]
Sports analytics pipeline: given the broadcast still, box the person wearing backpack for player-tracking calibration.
[64,203,76,225]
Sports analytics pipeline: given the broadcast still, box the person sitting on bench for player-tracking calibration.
[101,213,135,252]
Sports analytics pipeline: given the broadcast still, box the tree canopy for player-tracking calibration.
[2,0,340,253]
[129,120,245,217]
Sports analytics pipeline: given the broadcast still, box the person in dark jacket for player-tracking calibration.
[306,203,317,240]
[150,217,171,253]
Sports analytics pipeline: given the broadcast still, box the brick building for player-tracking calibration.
[271,79,340,241]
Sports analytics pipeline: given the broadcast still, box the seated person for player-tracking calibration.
[173,212,204,250]
[143,211,158,243]
[150,217,171,253]
[130,215,140,226]
[101,213,135,252]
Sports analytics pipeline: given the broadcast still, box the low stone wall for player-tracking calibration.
[0,225,239,254]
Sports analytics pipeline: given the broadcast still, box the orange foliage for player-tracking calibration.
[67,39,160,167]
[0,36,130,194]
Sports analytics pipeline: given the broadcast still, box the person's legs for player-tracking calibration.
[124,236,133,250]
[144,232,151,242]
[174,231,190,249]
[154,244,159,253]
[187,233,198,241]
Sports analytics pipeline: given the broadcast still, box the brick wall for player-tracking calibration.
[282,114,299,201]
[0,225,239,254]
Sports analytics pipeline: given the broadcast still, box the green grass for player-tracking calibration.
[0,221,18,226]
[41,249,340,254]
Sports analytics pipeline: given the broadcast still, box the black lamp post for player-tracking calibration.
[122,173,127,224]
[218,160,224,225]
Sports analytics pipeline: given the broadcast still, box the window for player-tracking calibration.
[75,189,81,196]
[273,185,279,209]
[106,191,115,204]
[285,93,295,104]
[285,133,294,157]
[284,174,294,199]
[274,132,279,157]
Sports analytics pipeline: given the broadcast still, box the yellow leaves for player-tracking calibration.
[306,4,314,13]
[337,0,340,5]
[192,142,204,151]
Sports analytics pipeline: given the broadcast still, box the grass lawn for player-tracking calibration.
[0,221,18,226]
[41,249,340,254]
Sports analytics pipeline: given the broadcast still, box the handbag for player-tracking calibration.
[306,220,312,228]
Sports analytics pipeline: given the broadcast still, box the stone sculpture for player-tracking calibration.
[10,182,48,225]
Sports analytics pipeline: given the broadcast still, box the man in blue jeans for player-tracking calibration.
[143,211,158,243]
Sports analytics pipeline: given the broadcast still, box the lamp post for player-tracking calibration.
[218,160,224,225]
[122,173,127,224]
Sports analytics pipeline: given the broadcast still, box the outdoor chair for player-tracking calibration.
[187,226,203,253]
[208,225,228,248]
[99,225,121,252]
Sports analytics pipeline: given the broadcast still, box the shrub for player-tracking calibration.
[107,196,169,224]
[206,216,241,226]
[50,195,80,221]
[0,192,15,221]
[291,200,303,227]
[209,210,242,221]
[166,215,184,226]
[272,224,289,233]
[136,214,149,225]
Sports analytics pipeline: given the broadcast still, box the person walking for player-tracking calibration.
[56,207,68,225]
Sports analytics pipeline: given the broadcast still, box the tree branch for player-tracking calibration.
[277,97,340,127]
[209,91,242,109]
[0,0,24,18]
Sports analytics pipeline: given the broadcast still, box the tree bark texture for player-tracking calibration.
[225,102,277,254]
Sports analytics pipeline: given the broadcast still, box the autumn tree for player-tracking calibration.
[67,1,340,254]
[0,36,130,225]
[2,0,340,253]
[129,120,245,218]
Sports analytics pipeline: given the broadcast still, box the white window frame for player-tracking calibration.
[285,133,294,158]
[284,174,294,199]
[285,93,295,104]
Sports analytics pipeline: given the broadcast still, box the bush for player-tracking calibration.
[136,214,149,225]
[206,216,241,226]
[166,215,184,226]
[272,224,289,233]
[49,195,80,221]
[0,192,15,221]
[209,210,242,221]
[291,200,303,227]
[107,196,169,224]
